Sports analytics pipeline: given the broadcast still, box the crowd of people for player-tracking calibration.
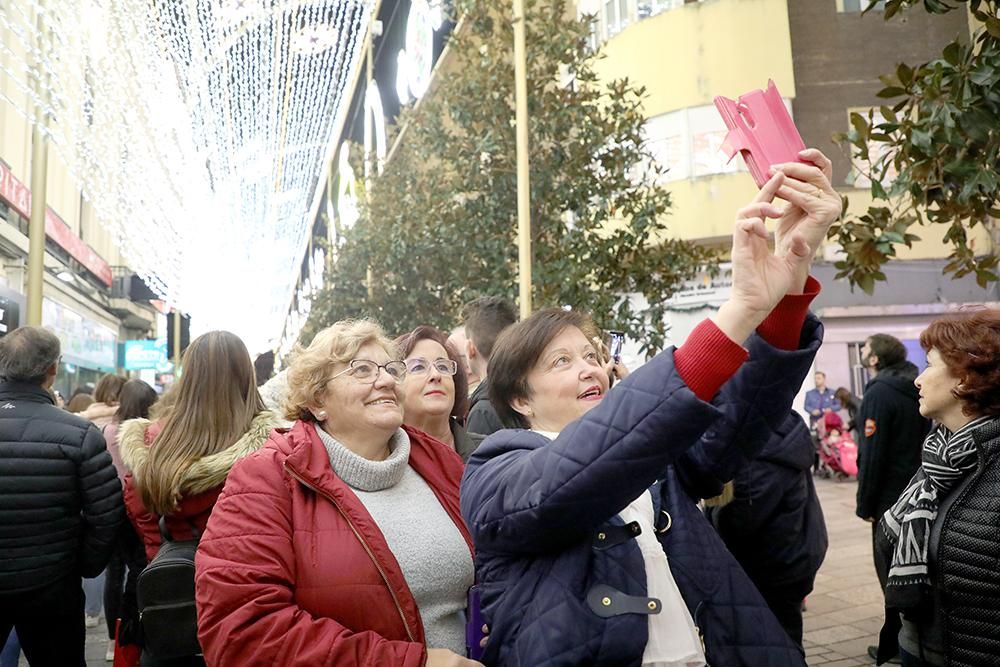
[0,148,997,667]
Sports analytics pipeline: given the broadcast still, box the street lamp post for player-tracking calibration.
[26,3,49,326]
[512,0,532,319]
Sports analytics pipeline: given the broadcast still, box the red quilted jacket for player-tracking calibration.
[194,420,473,667]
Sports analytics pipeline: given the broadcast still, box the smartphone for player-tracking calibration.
[714,80,807,188]
[466,585,485,660]
[607,331,624,364]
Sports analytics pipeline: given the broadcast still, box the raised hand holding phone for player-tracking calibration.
[716,81,841,293]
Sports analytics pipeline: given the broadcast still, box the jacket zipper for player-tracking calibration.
[283,463,417,643]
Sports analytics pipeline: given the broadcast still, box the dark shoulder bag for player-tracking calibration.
[136,517,202,658]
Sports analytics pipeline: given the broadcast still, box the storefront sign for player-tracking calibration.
[42,297,117,371]
[0,163,113,287]
[123,339,172,372]
[666,264,734,307]
[395,0,443,104]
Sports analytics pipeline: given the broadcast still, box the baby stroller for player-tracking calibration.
[814,411,858,480]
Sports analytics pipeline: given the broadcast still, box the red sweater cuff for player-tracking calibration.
[675,319,749,402]
[756,276,822,351]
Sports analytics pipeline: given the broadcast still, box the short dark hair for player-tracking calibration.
[94,374,126,404]
[116,379,159,422]
[0,326,60,384]
[254,351,275,387]
[395,325,469,420]
[867,334,907,370]
[920,309,1000,418]
[461,297,517,361]
[488,308,600,430]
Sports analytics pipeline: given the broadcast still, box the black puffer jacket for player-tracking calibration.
[856,361,930,520]
[706,412,828,588]
[467,378,506,437]
[876,417,1000,666]
[0,381,124,593]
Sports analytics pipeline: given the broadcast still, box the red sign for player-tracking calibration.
[0,163,113,287]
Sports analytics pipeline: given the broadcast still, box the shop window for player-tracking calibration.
[637,0,682,19]
[837,0,885,12]
[845,107,896,189]
[603,0,629,38]
[644,102,776,182]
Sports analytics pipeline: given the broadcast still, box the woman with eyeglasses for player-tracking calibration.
[396,326,482,462]
[195,320,482,667]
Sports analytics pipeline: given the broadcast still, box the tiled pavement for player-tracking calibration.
[804,476,883,666]
[63,476,880,666]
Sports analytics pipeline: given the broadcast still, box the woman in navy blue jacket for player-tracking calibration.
[460,153,841,667]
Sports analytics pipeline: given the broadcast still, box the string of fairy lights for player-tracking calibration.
[0,0,370,352]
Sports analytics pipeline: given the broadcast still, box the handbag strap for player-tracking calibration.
[157,515,201,543]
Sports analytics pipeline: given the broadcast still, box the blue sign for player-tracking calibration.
[123,339,171,372]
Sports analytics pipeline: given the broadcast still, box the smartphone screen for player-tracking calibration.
[466,585,484,660]
[607,331,624,364]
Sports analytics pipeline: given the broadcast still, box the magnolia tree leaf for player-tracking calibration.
[833,0,1000,292]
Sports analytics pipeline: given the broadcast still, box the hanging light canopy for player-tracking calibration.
[0,0,371,352]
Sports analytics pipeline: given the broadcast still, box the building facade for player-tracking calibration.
[583,0,994,408]
[0,24,159,396]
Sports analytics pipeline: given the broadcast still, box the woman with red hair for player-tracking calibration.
[874,309,1000,667]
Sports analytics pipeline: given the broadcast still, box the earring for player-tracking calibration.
[317,411,327,420]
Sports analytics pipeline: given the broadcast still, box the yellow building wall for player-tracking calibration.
[593,0,795,118]
[659,173,759,243]
[589,0,796,243]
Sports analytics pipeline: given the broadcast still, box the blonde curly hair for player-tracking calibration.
[283,319,398,423]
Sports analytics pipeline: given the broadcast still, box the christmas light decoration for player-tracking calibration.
[0,0,371,353]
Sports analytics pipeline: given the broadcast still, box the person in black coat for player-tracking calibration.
[855,333,931,662]
[0,326,124,666]
[856,335,930,523]
[705,411,828,648]
[461,296,517,436]
[873,310,1000,666]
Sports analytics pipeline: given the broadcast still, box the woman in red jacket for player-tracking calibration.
[119,330,277,665]
[195,320,481,667]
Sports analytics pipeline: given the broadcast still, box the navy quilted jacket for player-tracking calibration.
[461,317,822,666]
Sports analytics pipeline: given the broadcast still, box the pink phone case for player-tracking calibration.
[714,80,807,188]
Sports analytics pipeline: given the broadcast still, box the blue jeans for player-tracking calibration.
[83,569,106,616]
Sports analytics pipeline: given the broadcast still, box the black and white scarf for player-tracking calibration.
[880,416,995,609]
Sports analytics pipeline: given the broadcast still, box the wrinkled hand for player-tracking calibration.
[426,648,485,667]
[729,171,812,318]
[606,359,630,382]
[714,175,812,344]
[770,149,842,289]
[592,337,630,384]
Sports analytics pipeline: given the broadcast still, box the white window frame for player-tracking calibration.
[836,0,885,13]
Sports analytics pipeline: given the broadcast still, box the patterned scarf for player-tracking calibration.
[880,416,995,609]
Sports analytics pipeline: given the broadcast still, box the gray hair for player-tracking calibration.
[0,326,61,384]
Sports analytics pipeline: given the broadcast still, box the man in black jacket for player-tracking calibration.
[461,297,517,436]
[706,411,828,649]
[855,333,930,663]
[0,326,123,666]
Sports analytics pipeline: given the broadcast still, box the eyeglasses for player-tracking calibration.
[330,359,408,384]
[405,357,458,376]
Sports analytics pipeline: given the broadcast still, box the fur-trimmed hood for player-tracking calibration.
[118,411,277,497]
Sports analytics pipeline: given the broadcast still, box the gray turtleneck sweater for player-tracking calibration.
[315,425,474,654]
